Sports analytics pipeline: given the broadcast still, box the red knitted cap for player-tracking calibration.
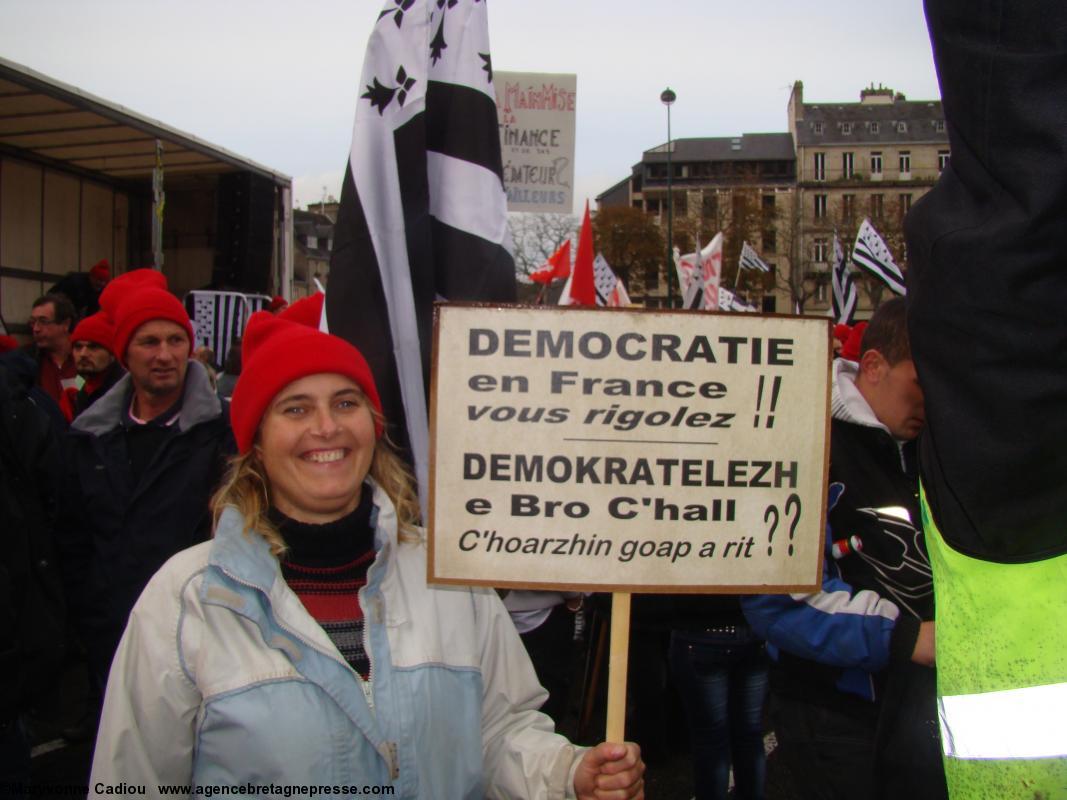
[89,259,110,282]
[230,311,382,454]
[99,269,193,366]
[841,321,868,362]
[71,311,115,352]
[279,292,325,328]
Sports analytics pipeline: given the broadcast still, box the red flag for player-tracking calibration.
[530,239,571,284]
[569,201,596,306]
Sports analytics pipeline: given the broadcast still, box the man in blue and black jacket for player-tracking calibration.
[743,298,945,800]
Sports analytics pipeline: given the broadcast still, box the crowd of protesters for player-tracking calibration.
[2,261,941,800]
[2,270,645,799]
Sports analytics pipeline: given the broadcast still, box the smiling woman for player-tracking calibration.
[88,295,646,800]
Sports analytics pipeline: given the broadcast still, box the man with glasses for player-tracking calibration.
[28,293,77,410]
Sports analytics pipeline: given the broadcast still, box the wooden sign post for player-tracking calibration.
[428,304,831,741]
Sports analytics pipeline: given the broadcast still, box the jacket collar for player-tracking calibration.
[208,479,397,599]
[72,360,220,436]
[830,358,891,434]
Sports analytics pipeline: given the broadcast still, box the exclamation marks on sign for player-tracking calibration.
[753,375,783,428]
[710,500,737,522]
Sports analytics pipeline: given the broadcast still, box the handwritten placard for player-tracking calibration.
[495,71,576,213]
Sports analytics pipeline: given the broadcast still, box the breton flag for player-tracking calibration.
[185,290,270,366]
[558,254,630,307]
[675,232,723,310]
[529,239,571,284]
[718,286,758,313]
[831,231,858,324]
[327,0,516,512]
[739,240,771,273]
[852,218,906,295]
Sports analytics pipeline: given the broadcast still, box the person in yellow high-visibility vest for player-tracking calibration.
[906,2,1067,797]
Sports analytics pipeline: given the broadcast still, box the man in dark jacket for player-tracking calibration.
[743,298,944,800]
[58,270,233,737]
[0,362,65,787]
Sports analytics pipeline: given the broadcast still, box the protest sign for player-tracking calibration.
[429,304,831,593]
[495,71,576,213]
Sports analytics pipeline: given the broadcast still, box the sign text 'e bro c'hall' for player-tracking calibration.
[429,304,831,593]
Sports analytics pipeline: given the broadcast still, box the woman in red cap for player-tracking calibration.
[90,305,644,799]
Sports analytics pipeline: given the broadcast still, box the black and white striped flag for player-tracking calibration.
[327,0,516,511]
[852,218,906,295]
[739,241,771,273]
[185,290,269,367]
[831,232,858,324]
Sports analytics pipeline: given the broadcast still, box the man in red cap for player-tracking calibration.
[57,269,233,741]
[50,258,111,318]
[66,312,124,419]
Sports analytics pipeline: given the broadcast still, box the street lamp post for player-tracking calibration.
[661,87,676,308]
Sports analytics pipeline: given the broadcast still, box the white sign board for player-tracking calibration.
[495,71,576,214]
[429,305,831,593]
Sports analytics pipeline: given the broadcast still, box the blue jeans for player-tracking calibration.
[669,627,769,800]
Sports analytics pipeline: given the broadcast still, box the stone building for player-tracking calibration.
[790,81,949,313]
[598,82,949,315]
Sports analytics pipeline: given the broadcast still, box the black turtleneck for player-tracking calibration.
[271,486,376,678]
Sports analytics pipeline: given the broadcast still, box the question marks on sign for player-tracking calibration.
[765,493,802,556]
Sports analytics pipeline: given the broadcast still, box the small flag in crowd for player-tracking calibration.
[739,241,771,273]
[558,205,630,307]
[831,231,858,324]
[530,239,571,284]
[185,291,270,366]
[681,236,705,310]
[326,0,515,512]
[558,254,630,307]
[718,286,758,313]
[568,201,597,306]
[674,232,723,310]
[852,218,905,295]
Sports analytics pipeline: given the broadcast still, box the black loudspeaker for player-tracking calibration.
[214,172,276,293]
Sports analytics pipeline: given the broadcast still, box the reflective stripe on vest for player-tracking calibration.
[939,682,1067,759]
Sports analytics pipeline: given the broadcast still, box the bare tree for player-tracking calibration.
[508,212,578,280]
[774,191,821,313]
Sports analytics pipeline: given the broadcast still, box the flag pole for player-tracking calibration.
[605,591,631,742]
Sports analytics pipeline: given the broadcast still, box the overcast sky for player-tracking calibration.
[1,0,940,215]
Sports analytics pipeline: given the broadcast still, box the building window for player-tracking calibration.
[871,152,883,177]
[813,152,825,181]
[813,238,828,263]
[647,198,660,214]
[814,194,828,221]
[307,236,318,249]
[762,194,776,212]
[899,151,911,178]
[842,152,855,179]
[813,122,824,135]
[935,120,946,133]
[702,193,718,218]
[900,193,913,217]
[870,121,880,134]
[841,122,853,135]
[897,121,908,133]
[815,278,829,303]
[870,194,884,218]
[938,150,950,172]
[763,229,777,253]
[842,194,856,222]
